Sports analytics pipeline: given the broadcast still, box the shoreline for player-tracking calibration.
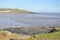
[0,12,32,14]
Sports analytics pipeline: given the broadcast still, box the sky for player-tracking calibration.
[0,0,60,12]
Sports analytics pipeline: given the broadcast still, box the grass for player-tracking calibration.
[0,31,30,40]
[0,28,60,40]
[0,8,30,13]
[27,28,60,40]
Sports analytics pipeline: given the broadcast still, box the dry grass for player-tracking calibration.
[0,31,31,40]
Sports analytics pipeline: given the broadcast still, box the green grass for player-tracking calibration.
[27,28,60,40]
[0,28,60,40]
[0,8,29,13]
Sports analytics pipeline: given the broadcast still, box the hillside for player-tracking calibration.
[27,28,60,40]
[0,27,60,40]
[0,8,31,13]
[0,31,31,40]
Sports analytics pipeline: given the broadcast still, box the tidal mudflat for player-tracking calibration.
[0,13,60,29]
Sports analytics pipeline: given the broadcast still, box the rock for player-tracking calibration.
[3,26,57,35]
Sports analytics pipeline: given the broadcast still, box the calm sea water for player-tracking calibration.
[0,13,60,29]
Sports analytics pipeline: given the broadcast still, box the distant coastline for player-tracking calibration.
[0,8,33,14]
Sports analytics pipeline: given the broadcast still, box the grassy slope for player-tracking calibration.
[0,28,60,40]
[10,9,29,13]
[0,31,31,40]
[27,28,60,40]
[0,8,30,13]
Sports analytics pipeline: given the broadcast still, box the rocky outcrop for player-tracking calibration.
[3,27,57,35]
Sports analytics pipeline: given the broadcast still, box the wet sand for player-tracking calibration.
[0,13,60,29]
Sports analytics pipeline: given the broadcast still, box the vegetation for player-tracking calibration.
[0,8,30,13]
[0,31,31,40]
[0,27,60,40]
[27,28,60,40]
